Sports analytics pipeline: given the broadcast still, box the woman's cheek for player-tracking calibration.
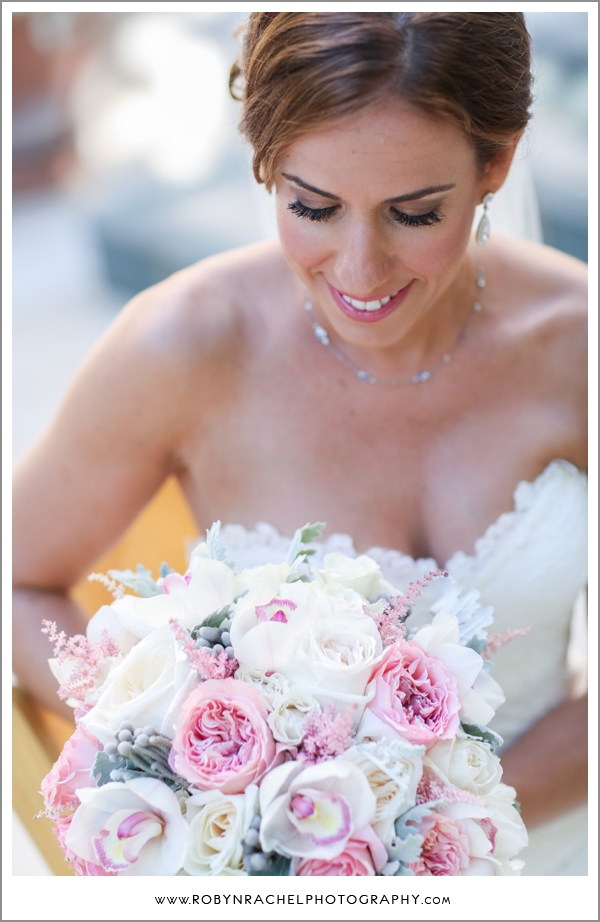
[276,209,334,272]
[398,213,474,280]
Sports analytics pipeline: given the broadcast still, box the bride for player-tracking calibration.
[13,12,587,875]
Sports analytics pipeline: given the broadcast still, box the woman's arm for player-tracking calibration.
[500,694,588,828]
[13,589,91,720]
[12,271,217,713]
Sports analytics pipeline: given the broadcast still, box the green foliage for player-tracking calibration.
[107,564,163,597]
[287,521,326,570]
[248,854,292,876]
[190,606,233,636]
[205,521,227,562]
[300,522,326,544]
[91,750,127,785]
[461,722,503,750]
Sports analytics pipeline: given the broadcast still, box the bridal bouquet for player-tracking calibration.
[40,522,527,876]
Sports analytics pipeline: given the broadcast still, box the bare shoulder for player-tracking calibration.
[488,235,587,318]
[484,236,587,462]
[486,236,587,359]
[112,238,290,369]
[68,237,294,434]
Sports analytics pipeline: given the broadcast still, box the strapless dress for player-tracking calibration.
[217,459,588,876]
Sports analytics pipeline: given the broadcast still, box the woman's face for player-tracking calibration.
[275,99,506,354]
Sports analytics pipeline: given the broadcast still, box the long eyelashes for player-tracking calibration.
[288,199,443,227]
[391,207,443,228]
[287,200,338,222]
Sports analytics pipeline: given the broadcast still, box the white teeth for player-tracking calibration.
[341,291,399,311]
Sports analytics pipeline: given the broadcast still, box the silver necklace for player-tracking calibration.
[305,265,485,386]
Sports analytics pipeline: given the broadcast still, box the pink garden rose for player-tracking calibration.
[361,640,460,747]
[400,775,527,876]
[169,678,279,794]
[408,810,471,876]
[53,815,115,876]
[41,724,102,816]
[295,825,388,876]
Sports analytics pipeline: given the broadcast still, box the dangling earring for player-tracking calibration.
[476,193,494,246]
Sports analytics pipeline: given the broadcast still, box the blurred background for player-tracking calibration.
[10,11,589,875]
[11,10,589,464]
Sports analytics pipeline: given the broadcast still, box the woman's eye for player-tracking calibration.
[288,200,338,222]
[391,208,443,228]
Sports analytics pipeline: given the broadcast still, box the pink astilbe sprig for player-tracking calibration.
[87,572,125,599]
[372,570,449,647]
[484,627,531,658]
[416,773,484,808]
[169,620,238,680]
[41,620,120,702]
[299,704,356,765]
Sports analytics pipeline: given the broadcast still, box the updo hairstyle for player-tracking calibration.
[230,12,533,188]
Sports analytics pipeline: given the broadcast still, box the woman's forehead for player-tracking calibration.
[278,102,476,199]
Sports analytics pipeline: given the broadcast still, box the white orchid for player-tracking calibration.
[259,760,376,860]
[66,778,189,875]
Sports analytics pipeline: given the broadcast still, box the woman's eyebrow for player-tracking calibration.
[385,184,455,203]
[281,172,339,200]
[281,173,455,203]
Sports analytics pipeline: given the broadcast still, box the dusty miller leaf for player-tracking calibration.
[461,722,503,750]
[107,564,163,597]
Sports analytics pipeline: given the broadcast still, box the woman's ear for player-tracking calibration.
[478,132,524,201]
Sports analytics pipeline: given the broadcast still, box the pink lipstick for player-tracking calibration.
[327,280,415,323]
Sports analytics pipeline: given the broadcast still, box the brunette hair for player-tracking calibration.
[230,12,533,187]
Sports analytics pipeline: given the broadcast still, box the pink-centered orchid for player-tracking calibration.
[64,778,188,875]
[229,580,319,674]
[259,760,376,860]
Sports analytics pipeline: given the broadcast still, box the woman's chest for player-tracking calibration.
[177,367,561,562]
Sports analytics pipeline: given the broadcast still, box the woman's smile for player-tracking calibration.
[327,280,415,324]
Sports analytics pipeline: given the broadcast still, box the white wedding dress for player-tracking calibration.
[217,459,588,876]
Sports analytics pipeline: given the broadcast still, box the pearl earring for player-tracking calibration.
[476,193,494,246]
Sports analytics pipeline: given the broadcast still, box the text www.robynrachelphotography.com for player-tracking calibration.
[153,894,451,906]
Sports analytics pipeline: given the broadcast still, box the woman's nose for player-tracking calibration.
[333,220,396,296]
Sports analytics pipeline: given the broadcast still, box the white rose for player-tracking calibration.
[234,665,290,708]
[183,785,258,876]
[66,778,189,875]
[267,689,321,746]
[411,611,505,726]
[339,739,424,841]
[318,552,398,600]
[235,562,291,598]
[316,580,372,617]
[80,623,198,744]
[425,736,502,796]
[282,612,383,698]
[259,760,376,859]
